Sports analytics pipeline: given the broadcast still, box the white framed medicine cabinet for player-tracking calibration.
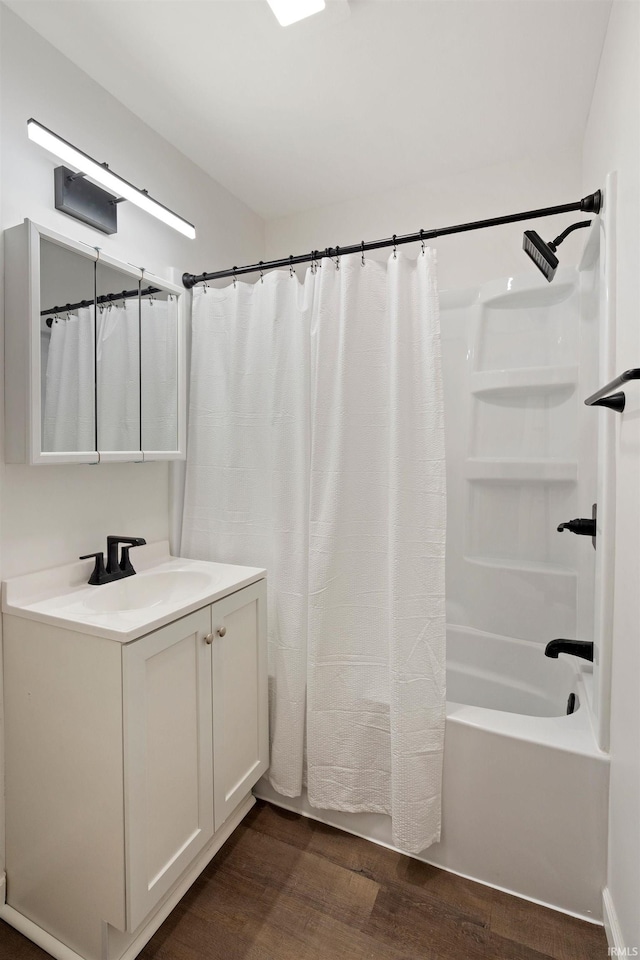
[4,219,186,464]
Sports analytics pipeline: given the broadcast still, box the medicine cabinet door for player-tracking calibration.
[140,272,185,460]
[95,255,143,461]
[39,234,97,460]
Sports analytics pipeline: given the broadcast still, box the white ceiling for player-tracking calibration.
[7,0,612,220]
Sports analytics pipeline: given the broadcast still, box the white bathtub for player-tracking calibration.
[255,624,609,921]
[447,624,581,717]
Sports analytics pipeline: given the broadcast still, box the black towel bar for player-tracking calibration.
[584,368,640,412]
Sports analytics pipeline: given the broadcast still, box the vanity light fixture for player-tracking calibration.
[27,119,196,239]
[266,0,325,26]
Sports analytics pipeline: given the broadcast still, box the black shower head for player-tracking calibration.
[523,230,559,282]
[523,220,593,283]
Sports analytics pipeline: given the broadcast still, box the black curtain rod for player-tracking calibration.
[182,190,601,288]
[41,284,162,325]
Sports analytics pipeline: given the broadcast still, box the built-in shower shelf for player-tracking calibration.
[465,556,578,577]
[470,366,578,398]
[479,271,577,309]
[465,459,577,482]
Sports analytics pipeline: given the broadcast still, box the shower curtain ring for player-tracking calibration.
[420,229,425,256]
[259,261,264,283]
[335,245,340,270]
[289,255,295,279]
[232,267,237,288]
[393,235,397,259]
[361,241,365,267]
[202,280,208,294]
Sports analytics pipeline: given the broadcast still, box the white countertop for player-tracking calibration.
[2,541,266,642]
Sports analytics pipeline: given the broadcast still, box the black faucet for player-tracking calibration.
[545,639,594,662]
[80,536,147,585]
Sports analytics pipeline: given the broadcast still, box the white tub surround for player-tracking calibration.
[442,266,587,646]
[443,239,608,736]
[1,544,268,960]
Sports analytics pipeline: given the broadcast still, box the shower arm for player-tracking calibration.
[182,191,602,287]
[548,220,592,252]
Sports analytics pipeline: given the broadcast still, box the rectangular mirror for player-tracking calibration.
[40,237,96,454]
[140,283,180,453]
[95,257,142,457]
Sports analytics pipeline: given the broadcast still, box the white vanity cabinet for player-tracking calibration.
[2,569,268,960]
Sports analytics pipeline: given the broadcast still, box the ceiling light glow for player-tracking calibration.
[27,119,196,239]
[266,0,326,27]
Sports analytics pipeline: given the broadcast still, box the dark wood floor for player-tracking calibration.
[0,800,608,960]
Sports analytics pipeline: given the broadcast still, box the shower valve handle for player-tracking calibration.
[557,504,597,547]
[557,518,596,537]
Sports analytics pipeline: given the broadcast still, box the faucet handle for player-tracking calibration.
[119,545,139,577]
[79,551,108,586]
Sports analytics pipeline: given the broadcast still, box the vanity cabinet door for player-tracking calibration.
[211,580,269,831]
[122,608,214,932]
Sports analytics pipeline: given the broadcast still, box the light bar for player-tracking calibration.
[266,0,325,27]
[27,119,196,239]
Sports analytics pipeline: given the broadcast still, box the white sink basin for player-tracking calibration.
[80,570,214,613]
[1,541,266,642]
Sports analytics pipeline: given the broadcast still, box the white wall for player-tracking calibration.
[582,1,640,950]
[266,148,584,290]
[0,4,264,578]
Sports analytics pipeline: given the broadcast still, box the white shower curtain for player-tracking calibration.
[43,307,95,452]
[43,301,139,453]
[141,296,179,451]
[181,251,446,852]
[44,297,179,454]
[97,300,140,451]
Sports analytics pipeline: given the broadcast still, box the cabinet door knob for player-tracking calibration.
[204,633,214,645]
[217,626,227,637]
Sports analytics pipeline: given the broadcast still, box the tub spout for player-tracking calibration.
[545,639,594,662]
